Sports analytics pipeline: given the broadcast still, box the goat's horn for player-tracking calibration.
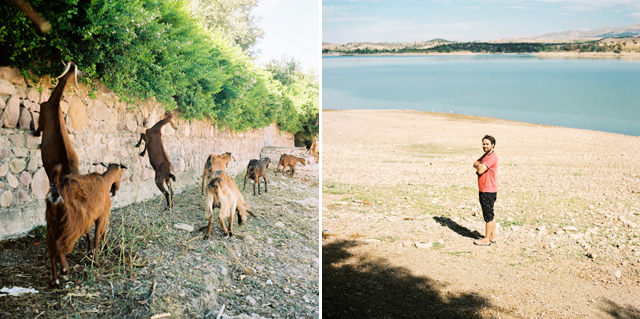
[74,65,78,88]
[57,62,71,79]
[119,164,128,169]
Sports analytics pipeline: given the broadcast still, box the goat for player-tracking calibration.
[275,154,307,178]
[135,112,178,209]
[47,163,127,288]
[34,61,82,179]
[32,62,83,288]
[309,138,319,164]
[203,170,255,239]
[242,157,271,195]
[201,152,235,195]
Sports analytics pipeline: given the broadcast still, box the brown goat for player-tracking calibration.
[243,157,271,195]
[201,152,234,195]
[135,112,178,209]
[32,62,83,288]
[275,154,307,178]
[309,138,319,163]
[48,163,127,287]
[204,170,255,239]
[34,61,81,179]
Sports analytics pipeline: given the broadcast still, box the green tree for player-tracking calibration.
[187,0,263,53]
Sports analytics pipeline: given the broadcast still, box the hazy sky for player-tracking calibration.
[323,0,640,44]
[253,0,321,72]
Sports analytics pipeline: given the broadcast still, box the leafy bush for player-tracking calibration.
[0,0,317,135]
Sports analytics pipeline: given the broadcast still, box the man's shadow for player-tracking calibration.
[433,216,483,239]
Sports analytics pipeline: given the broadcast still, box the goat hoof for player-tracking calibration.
[203,235,209,240]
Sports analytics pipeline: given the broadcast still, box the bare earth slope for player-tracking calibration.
[1,167,319,318]
[322,110,640,318]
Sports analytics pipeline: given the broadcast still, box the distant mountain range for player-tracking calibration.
[501,22,640,41]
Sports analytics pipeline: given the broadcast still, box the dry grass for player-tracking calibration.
[0,169,319,318]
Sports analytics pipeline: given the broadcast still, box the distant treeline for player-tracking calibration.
[324,40,638,54]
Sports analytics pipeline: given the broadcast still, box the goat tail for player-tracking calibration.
[58,181,91,255]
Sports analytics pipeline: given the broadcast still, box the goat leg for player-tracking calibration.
[204,215,213,240]
[253,179,257,196]
[263,176,268,193]
[139,145,147,157]
[218,214,229,237]
[135,133,144,148]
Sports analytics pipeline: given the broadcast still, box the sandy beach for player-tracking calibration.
[322,109,640,318]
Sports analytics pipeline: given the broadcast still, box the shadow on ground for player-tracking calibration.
[323,239,500,318]
[433,216,482,240]
[601,299,640,319]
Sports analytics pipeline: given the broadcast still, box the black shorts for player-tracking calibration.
[479,192,497,223]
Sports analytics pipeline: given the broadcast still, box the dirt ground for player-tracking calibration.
[322,110,640,318]
[0,165,319,318]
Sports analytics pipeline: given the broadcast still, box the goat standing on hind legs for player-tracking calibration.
[204,170,256,239]
[32,62,84,288]
[136,112,178,209]
[48,163,127,287]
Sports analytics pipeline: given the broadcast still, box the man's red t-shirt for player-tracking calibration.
[477,152,498,193]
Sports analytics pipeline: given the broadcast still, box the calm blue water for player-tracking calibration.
[323,55,640,136]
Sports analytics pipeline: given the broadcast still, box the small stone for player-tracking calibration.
[0,190,12,207]
[246,296,257,306]
[19,171,31,187]
[563,226,578,232]
[2,95,20,128]
[401,241,413,248]
[13,189,29,204]
[219,266,228,276]
[9,158,26,174]
[0,66,25,85]
[0,163,8,177]
[608,268,621,278]
[26,135,40,149]
[0,81,18,96]
[173,223,194,232]
[0,148,10,159]
[31,112,39,131]
[13,148,27,158]
[275,222,285,228]
[27,88,39,103]
[18,107,31,129]
[10,134,24,147]
[141,168,154,181]
[30,168,49,199]
[7,173,19,188]
[415,242,432,249]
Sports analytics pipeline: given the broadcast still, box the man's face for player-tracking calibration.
[482,139,494,154]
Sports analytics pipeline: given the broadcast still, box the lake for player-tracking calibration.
[322,55,640,136]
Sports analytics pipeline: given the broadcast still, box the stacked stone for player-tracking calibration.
[0,65,294,240]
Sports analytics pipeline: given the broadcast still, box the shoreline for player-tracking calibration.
[322,108,640,138]
[322,51,640,59]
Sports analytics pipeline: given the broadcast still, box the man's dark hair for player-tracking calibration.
[483,135,495,146]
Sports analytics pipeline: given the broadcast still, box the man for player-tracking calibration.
[473,135,498,246]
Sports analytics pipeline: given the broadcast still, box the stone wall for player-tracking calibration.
[0,66,294,241]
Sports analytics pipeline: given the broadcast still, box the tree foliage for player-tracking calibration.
[187,0,263,53]
[0,0,317,136]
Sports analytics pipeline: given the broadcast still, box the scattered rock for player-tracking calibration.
[401,241,413,248]
[246,296,257,306]
[586,252,597,259]
[174,223,194,232]
[275,222,285,228]
[608,268,621,278]
[415,242,432,249]
[563,226,578,232]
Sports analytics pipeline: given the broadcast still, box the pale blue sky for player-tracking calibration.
[323,0,640,43]
[253,0,321,73]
